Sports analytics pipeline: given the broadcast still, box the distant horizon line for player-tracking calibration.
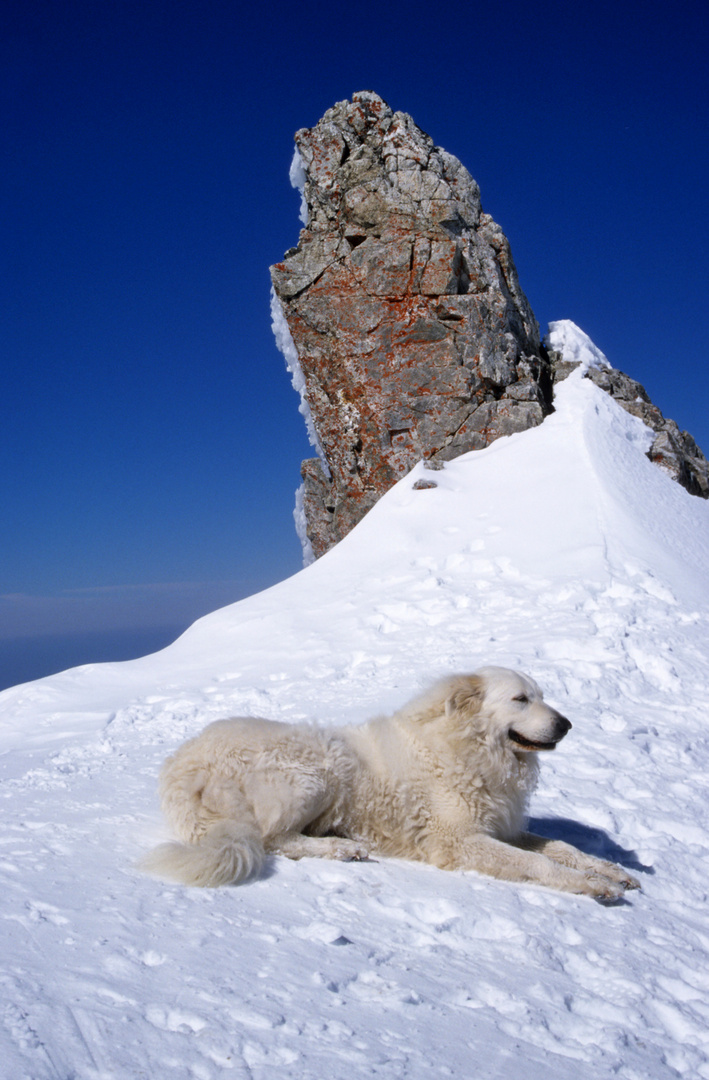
[0,623,187,695]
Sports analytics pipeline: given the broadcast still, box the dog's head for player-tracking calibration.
[443,667,572,752]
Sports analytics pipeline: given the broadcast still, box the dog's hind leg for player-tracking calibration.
[267,833,371,862]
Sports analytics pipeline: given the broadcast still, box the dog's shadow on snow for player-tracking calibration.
[527,816,654,876]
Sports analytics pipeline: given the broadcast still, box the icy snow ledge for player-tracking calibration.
[546,319,611,373]
[289,148,308,226]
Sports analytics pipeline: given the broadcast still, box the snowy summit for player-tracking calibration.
[1,323,709,1078]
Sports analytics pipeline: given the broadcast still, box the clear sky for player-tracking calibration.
[2,0,707,690]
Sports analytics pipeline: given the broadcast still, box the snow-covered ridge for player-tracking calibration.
[2,353,709,1077]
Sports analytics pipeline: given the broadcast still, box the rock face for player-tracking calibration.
[270,91,552,559]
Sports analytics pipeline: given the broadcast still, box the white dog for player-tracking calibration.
[141,667,640,899]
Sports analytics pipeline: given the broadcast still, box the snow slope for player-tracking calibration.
[2,325,709,1079]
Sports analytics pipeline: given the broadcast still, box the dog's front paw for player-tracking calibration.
[597,860,641,892]
[581,872,628,902]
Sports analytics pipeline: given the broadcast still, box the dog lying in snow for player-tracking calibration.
[141,667,640,899]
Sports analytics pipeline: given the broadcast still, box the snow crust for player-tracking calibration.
[293,479,316,567]
[547,319,612,372]
[2,350,709,1078]
[269,287,329,470]
[269,285,330,564]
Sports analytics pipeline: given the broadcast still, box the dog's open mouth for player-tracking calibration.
[509,730,559,751]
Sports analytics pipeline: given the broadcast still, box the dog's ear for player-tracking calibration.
[445,677,484,719]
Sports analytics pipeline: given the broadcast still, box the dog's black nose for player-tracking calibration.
[554,714,572,734]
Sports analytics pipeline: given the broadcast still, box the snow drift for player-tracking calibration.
[1,323,709,1079]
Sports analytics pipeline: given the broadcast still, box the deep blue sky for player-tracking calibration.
[2,0,707,689]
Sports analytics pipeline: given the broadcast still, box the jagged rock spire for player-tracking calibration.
[271,92,552,559]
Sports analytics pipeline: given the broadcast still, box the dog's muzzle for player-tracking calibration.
[509,711,572,752]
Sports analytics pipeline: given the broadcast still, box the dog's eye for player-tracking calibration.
[513,694,529,704]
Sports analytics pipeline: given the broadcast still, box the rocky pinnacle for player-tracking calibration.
[270,92,552,559]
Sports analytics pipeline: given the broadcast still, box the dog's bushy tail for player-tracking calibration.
[139,820,265,887]
[139,748,265,887]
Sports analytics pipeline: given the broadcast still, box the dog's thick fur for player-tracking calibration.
[141,667,640,899]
